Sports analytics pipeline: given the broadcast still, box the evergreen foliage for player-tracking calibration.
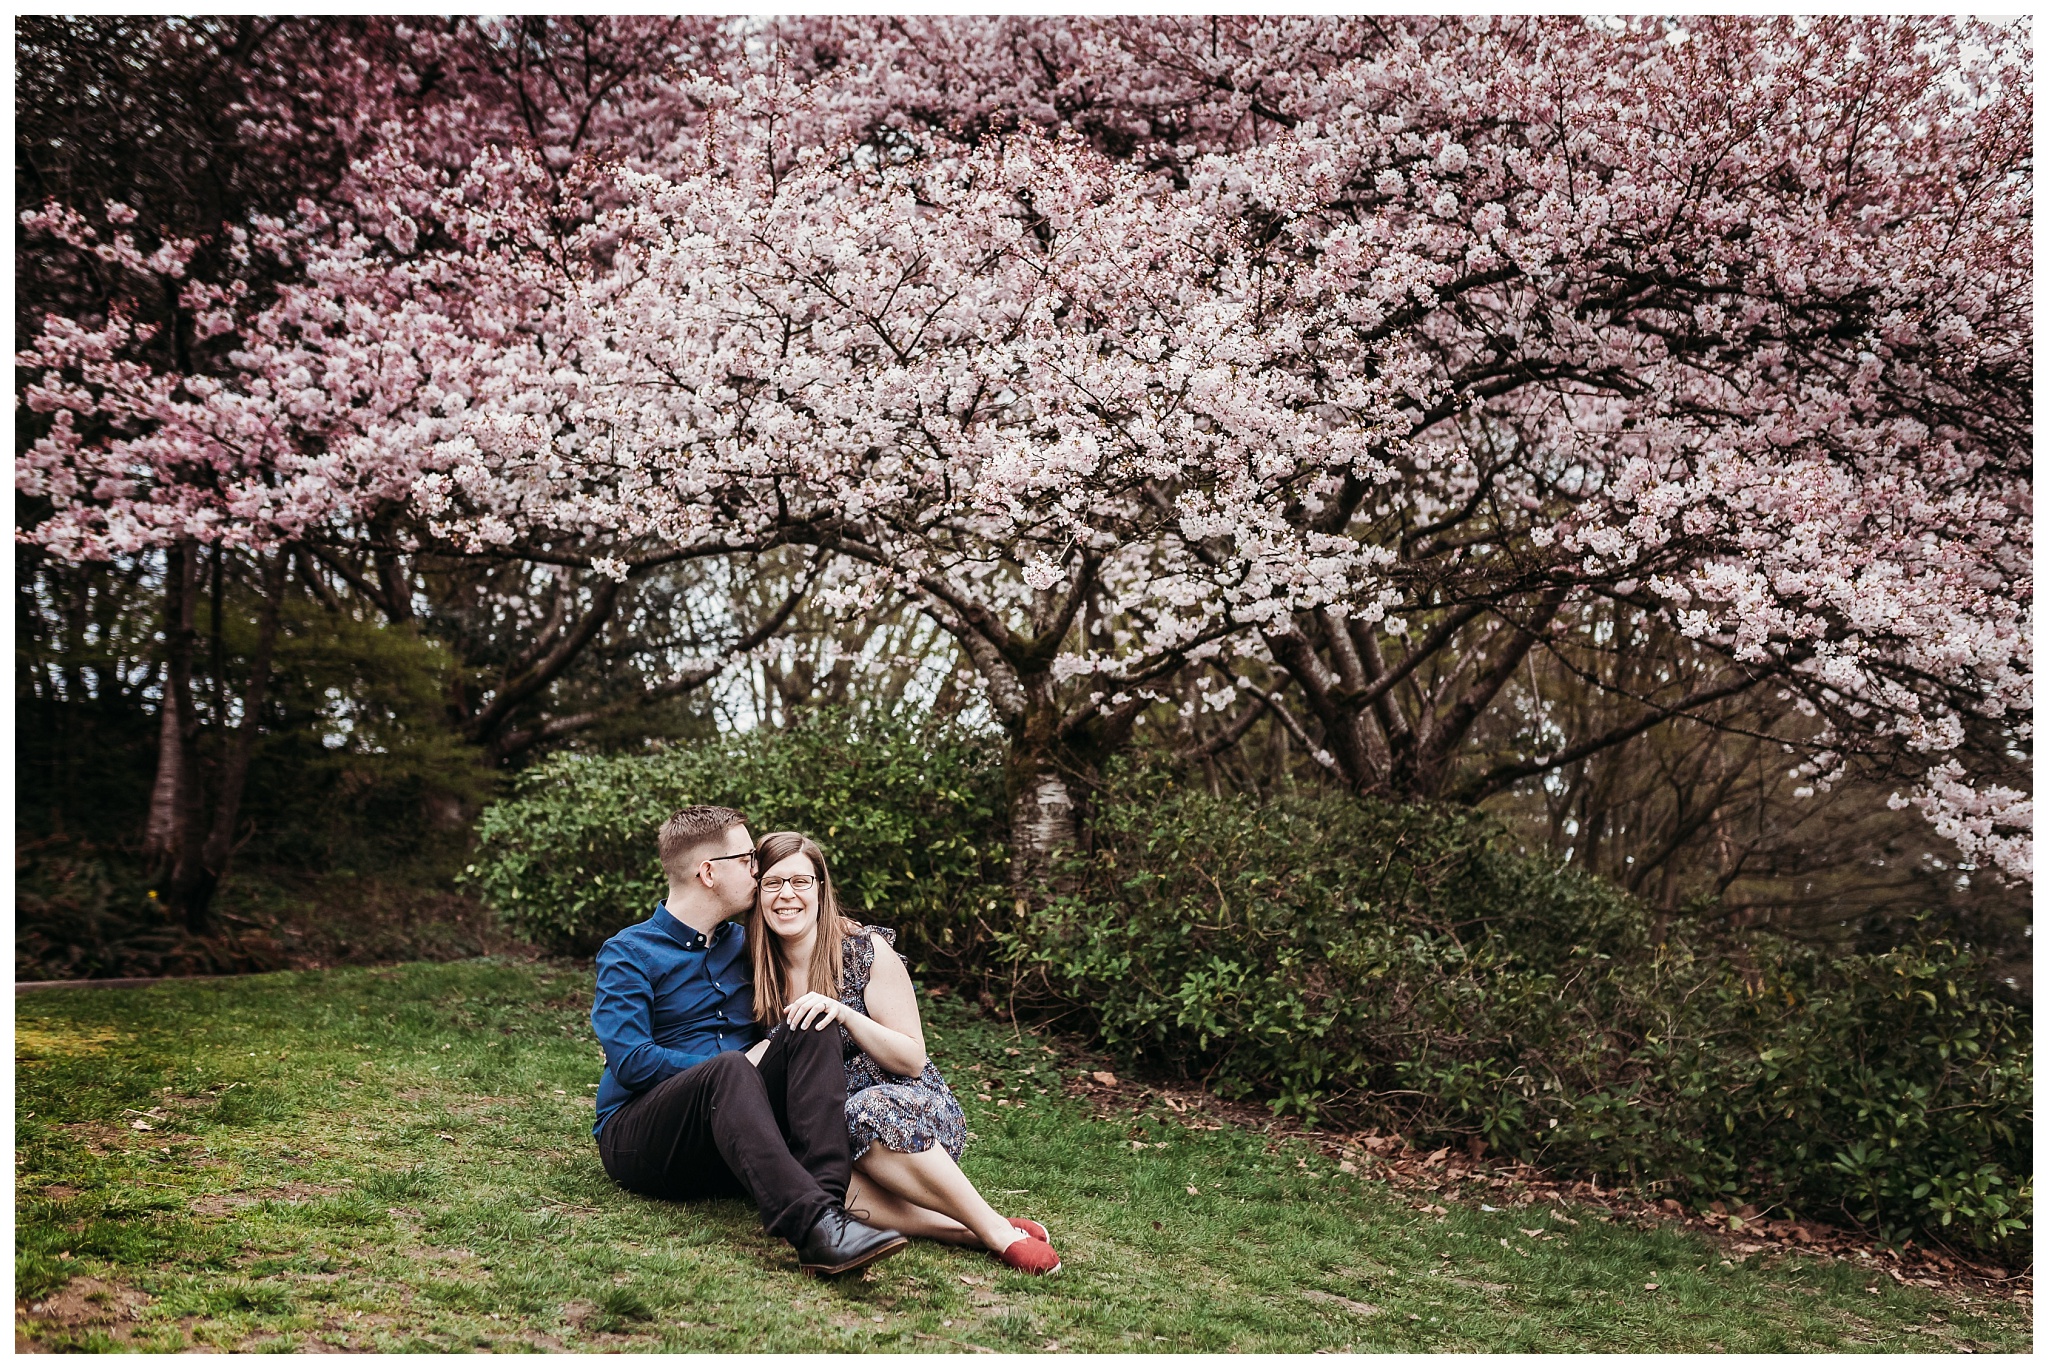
[1014,773,2031,1257]
[470,721,2030,1256]
[466,710,1007,961]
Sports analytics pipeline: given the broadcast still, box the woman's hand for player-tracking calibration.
[786,991,852,1032]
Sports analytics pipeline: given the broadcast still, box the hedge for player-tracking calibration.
[465,710,1007,964]
[467,719,2029,1256]
[1009,772,2029,1256]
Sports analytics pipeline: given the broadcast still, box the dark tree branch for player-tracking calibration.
[491,558,818,759]
[305,544,402,619]
[466,575,624,747]
[1024,548,1102,665]
[500,569,575,681]
[1263,686,1345,780]
[1448,671,1778,804]
[291,545,341,614]
[1335,601,1490,710]
[1178,689,1272,761]
[1416,588,1568,775]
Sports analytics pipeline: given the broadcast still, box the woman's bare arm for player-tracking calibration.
[824,937,928,1076]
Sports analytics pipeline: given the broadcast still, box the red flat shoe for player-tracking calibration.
[1005,1216,1051,1243]
[997,1235,1061,1275]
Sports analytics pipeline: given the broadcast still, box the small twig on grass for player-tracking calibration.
[913,1333,998,1354]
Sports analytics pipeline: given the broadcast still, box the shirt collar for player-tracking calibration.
[653,900,733,952]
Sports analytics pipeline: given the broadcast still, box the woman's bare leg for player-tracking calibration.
[854,1144,1020,1251]
[844,1173,977,1245]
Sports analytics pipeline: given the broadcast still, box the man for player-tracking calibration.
[590,805,906,1275]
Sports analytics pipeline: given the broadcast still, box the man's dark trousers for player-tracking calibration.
[597,1023,848,1244]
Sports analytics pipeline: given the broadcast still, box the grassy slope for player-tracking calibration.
[14,960,2029,1353]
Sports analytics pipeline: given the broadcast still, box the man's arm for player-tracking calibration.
[591,947,720,1091]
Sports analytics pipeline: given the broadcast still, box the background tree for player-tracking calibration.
[411,19,2028,888]
[18,15,2029,943]
[745,13,2032,901]
[1164,18,2030,884]
[15,16,787,929]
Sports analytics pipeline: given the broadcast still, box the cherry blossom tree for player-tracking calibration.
[14,16,767,925]
[1216,16,2032,882]
[273,107,1380,889]
[765,16,2031,884]
[21,15,2030,902]
[17,16,414,924]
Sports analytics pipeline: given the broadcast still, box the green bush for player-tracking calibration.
[1007,771,2031,1257]
[465,710,1008,961]
[470,725,2028,1257]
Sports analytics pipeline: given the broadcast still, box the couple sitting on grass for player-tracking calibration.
[590,805,1060,1278]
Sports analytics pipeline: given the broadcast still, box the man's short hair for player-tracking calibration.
[658,805,748,881]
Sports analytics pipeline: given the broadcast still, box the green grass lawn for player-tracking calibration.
[14,960,2030,1353]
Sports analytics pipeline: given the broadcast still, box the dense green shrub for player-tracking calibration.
[1008,772,2031,1257]
[466,710,1008,961]
[471,726,2028,1256]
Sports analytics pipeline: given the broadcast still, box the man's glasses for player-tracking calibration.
[706,849,759,874]
[758,875,817,895]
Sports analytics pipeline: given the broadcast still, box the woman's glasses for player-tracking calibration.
[759,875,817,895]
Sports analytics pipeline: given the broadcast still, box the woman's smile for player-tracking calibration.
[767,897,811,933]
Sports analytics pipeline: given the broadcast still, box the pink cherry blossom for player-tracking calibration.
[18,16,2029,882]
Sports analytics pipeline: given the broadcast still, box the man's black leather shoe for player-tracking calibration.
[796,1206,908,1276]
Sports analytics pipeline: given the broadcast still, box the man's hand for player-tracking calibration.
[785,992,849,1031]
[744,1038,771,1066]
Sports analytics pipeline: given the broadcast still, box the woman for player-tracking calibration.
[745,830,1061,1274]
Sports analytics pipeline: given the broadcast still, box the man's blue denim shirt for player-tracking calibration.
[590,903,758,1136]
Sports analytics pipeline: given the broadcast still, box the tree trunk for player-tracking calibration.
[187,554,289,931]
[1007,747,1080,902]
[142,543,203,901]
[900,559,1130,908]
[1002,688,1127,905]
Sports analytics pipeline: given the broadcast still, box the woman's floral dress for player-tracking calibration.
[838,925,967,1163]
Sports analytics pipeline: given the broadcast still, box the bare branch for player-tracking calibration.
[493,556,820,758]
[1264,686,1346,780]
[1179,691,1272,761]
[1448,671,1777,804]
[467,575,624,749]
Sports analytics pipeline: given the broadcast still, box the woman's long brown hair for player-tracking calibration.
[746,831,852,1026]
